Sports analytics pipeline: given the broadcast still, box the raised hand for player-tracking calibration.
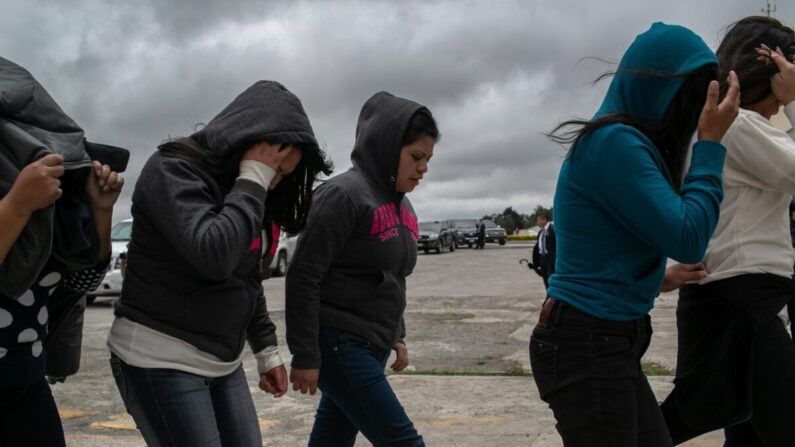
[85,160,124,212]
[757,44,795,105]
[8,153,65,214]
[242,141,295,171]
[698,70,741,142]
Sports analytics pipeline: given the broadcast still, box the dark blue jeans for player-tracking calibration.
[0,378,65,447]
[308,327,424,447]
[530,300,672,447]
[109,354,262,447]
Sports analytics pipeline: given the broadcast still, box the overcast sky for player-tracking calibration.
[2,0,792,223]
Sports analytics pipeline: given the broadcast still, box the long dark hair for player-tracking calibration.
[158,135,333,234]
[717,16,795,108]
[547,64,717,191]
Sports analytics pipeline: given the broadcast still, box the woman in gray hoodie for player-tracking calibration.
[286,92,437,447]
[108,81,332,446]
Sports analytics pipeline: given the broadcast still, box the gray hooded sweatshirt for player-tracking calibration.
[286,92,426,369]
[115,81,318,361]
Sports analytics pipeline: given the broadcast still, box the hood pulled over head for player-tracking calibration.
[192,80,319,157]
[596,22,718,126]
[350,91,429,191]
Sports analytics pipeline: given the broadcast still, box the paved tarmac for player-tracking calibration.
[52,243,725,446]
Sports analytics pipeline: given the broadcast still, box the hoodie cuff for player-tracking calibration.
[238,160,277,190]
[254,345,284,374]
[688,140,726,173]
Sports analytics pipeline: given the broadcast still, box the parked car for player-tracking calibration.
[448,219,507,247]
[267,231,298,277]
[418,221,456,254]
[87,218,132,304]
[447,219,477,247]
[482,219,507,245]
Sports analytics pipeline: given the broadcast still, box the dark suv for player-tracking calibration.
[482,219,507,245]
[418,221,456,254]
[447,218,506,247]
[447,219,477,248]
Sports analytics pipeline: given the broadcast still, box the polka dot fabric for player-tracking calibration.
[0,259,109,386]
[62,265,108,293]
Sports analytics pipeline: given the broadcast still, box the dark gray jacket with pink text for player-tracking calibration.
[286,92,427,368]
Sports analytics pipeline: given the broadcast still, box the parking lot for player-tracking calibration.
[52,243,724,446]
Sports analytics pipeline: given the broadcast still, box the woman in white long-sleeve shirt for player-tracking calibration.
[661,16,795,447]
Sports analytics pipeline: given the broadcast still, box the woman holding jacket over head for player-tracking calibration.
[661,17,795,446]
[286,92,436,447]
[531,23,740,447]
[107,81,332,446]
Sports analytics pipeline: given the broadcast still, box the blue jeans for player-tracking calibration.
[0,378,65,447]
[308,327,424,447]
[109,354,262,447]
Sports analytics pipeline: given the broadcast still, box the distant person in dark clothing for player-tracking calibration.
[476,220,486,249]
[532,211,556,289]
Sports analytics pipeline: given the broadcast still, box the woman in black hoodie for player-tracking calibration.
[286,92,437,447]
[108,81,332,446]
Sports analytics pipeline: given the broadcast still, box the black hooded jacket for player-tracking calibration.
[115,81,318,361]
[286,92,426,369]
[0,57,129,298]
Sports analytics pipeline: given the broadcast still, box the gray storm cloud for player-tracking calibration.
[1,0,790,221]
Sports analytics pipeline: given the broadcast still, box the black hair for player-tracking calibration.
[263,141,333,234]
[158,134,333,234]
[402,109,440,146]
[717,16,795,107]
[547,64,717,191]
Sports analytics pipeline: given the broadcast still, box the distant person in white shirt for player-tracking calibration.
[661,16,795,446]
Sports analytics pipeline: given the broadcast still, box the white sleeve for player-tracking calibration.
[722,109,795,194]
[254,345,284,374]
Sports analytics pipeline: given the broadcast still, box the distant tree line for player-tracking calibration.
[481,205,553,235]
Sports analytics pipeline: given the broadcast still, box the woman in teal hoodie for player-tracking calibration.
[530,23,740,446]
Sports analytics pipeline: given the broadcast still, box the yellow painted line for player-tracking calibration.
[89,421,137,430]
[108,413,132,420]
[428,417,508,426]
[258,418,280,431]
[59,409,98,419]
[89,414,138,431]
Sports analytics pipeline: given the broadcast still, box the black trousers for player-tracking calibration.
[661,274,795,446]
[0,378,65,447]
[530,299,672,447]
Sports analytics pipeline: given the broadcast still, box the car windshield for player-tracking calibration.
[483,220,497,228]
[452,219,476,229]
[419,222,442,232]
[110,221,132,241]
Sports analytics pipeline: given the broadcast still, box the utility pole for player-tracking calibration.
[762,0,776,17]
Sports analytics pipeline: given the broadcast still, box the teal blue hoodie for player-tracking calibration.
[547,23,725,321]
